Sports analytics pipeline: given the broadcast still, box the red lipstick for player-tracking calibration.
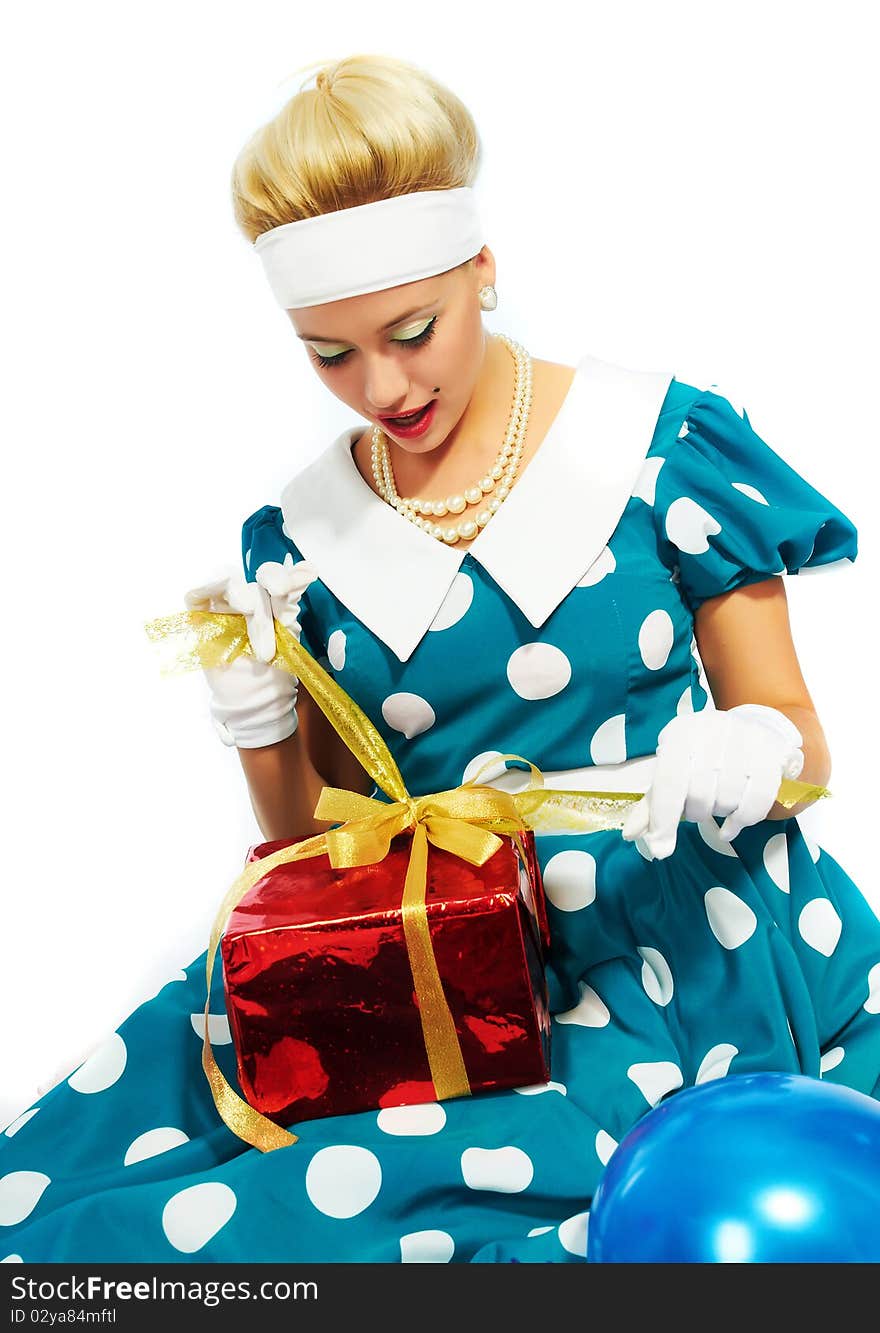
[378,400,437,439]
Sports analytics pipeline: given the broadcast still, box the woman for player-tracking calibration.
[2,53,877,1265]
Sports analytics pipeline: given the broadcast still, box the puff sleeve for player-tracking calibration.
[241,504,325,662]
[652,388,858,613]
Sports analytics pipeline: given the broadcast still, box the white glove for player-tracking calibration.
[183,554,317,749]
[621,703,805,859]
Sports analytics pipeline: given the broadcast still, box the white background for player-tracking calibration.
[2,0,878,1127]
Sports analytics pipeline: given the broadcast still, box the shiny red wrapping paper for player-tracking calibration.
[220,828,551,1126]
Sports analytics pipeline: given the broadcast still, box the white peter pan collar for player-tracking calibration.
[280,351,673,663]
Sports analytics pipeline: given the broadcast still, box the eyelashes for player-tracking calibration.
[393,315,438,351]
[312,349,352,369]
[310,316,438,369]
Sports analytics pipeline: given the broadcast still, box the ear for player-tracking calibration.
[472,245,496,290]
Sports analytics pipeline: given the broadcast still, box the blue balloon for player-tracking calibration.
[587,1072,880,1263]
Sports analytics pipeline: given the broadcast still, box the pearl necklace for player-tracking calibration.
[369,334,533,545]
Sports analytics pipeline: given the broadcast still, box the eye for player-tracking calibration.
[310,346,353,369]
[308,316,438,371]
[392,316,438,348]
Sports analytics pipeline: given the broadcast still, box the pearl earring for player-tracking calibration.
[478,284,497,311]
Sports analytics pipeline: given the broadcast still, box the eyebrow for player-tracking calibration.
[296,302,437,343]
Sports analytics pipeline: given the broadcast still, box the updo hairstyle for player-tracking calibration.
[230,53,482,244]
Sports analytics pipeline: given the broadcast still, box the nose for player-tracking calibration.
[362,353,411,416]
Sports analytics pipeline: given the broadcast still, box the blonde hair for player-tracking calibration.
[230,53,482,244]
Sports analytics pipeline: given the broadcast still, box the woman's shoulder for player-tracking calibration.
[646,376,749,461]
[535,356,579,380]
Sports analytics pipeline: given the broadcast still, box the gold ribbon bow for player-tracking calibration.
[145,606,829,1153]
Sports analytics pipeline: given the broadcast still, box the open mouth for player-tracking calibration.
[380,402,434,428]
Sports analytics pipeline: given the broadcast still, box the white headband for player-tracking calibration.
[253,186,484,309]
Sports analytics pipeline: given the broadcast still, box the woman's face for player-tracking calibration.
[287,247,496,455]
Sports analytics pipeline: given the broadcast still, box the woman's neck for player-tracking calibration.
[389,335,516,497]
[353,347,576,505]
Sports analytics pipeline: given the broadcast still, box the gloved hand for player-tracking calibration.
[620,703,805,859]
[183,554,317,748]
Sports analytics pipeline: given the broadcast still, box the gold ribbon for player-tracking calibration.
[144,607,829,1152]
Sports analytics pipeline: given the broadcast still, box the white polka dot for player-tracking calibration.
[162,1182,237,1253]
[638,947,674,1006]
[244,546,252,572]
[1,1254,23,1262]
[798,899,842,956]
[865,964,880,1014]
[381,692,435,739]
[665,496,722,555]
[37,1038,107,1099]
[576,545,616,587]
[506,643,572,700]
[676,685,695,715]
[638,609,675,671]
[67,1033,127,1093]
[542,849,597,912]
[428,572,474,630]
[527,1225,554,1238]
[460,751,533,792]
[802,834,821,864]
[124,1127,191,1166]
[558,1210,589,1256]
[462,750,503,784]
[326,629,346,670]
[695,1043,739,1083]
[589,713,627,765]
[595,1130,618,1165]
[554,982,610,1028]
[627,1061,684,1107]
[376,1103,446,1136]
[3,1109,39,1138]
[697,819,739,858]
[189,1013,232,1046]
[305,1146,382,1218]
[631,455,665,504]
[461,1146,533,1193]
[399,1230,455,1262]
[704,886,757,950]
[731,482,769,505]
[514,1080,567,1096]
[763,832,790,893]
[0,1172,51,1226]
[820,1046,845,1074]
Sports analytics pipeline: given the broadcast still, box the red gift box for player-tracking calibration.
[220,828,551,1126]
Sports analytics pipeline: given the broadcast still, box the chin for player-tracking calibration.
[398,436,444,455]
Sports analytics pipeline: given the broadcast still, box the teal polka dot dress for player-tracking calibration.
[3,353,878,1264]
